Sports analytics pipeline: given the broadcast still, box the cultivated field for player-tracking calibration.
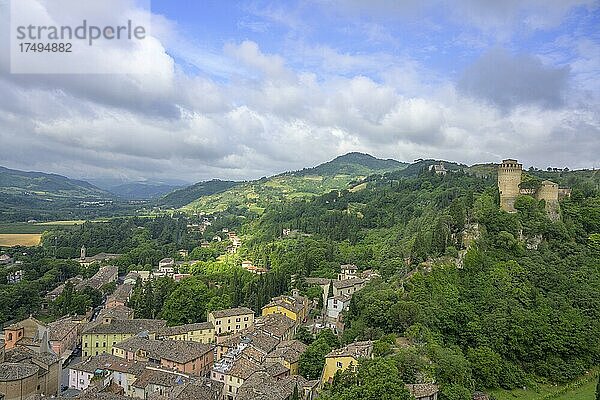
[0,233,42,247]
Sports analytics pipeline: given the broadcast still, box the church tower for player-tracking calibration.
[80,245,86,260]
[498,159,522,212]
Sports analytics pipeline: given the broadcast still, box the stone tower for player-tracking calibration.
[80,245,86,260]
[498,159,522,212]
[536,180,560,220]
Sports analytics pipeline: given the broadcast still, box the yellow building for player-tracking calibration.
[81,318,165,357]
[261,292,308,322]
[158,322,215,344]
[265,340,307,375]
[321,341,373,385]
[208,307,255,336]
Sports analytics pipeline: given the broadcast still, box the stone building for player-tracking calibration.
[497,159,563,220]
[498,159,523,212]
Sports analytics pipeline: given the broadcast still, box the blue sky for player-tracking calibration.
[0,0,599,182]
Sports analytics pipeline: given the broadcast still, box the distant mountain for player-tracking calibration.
[159,179,241,209]
[0,166,122,222]
[107,182,184,200]
[182,153,408,214]
[0,166,112,198]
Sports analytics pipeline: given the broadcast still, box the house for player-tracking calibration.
[2,316,54,353]
[132,368,190,399]
[112,336,214,376]
[429,163,447,175]
[211,353,263,400]
[158,258,175,269]
[1,346,62,399]
[208,307,255,336]
[265,340,307,375]
[77,252,122,267]
[126,270,151,283]
[6,270,23,284]
[146,377,224,400]
[321,341,373,385]
[68,353,147,393]
[332,278,365,297]
[237,371,318,400]
[159,322,215,344]
[216,330,279,362]
[261,291,309,323]
[254,313,296,341]
[0,254,13,265]
[48,317,79,359]
[97,305,135,321]
[106,284,134,308]
[325,294,352,333]
[337,264,358,280]
[406,383,439,400]
[76,265,119,291]
[81,318,166,357]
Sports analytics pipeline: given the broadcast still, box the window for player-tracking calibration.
[95,342,98,347]
[244,317,248,321]
[8,333,12,340]
[84,342,88,347]
[236,325,240,330]
[228,319,231,323]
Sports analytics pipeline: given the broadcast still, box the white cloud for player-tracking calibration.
[0,2,598,183]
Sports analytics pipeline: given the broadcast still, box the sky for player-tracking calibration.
[0,0,599,183]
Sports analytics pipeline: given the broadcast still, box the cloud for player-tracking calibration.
[457,48,570,110]
[0,1,598,183]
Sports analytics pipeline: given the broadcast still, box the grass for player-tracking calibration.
[554,378,597,400]
[490,371,598,400]
[0,234,42,247]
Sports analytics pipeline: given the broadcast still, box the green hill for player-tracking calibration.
[0,166,129,222]
[182,153,407,214]
[159,179,240,209]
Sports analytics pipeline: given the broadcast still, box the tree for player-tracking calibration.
[299,338,332,380]
[291,384,299,400]
[321,358,412,400]
[160,278,212,324]
[294,326,314,345]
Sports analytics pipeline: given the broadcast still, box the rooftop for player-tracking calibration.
[82,318,166,335]
[254,313,295,339]
[209,307,254,319]
[48,317,78,341]
[0,363,39,381]
[133,368,189,389]
[70,353,147,376]
[114,336,213,364]
[326,341,373,359]
[262,295,306,314]
[267,340,307,364]
[159,322,214,336]
[333,277,365,289]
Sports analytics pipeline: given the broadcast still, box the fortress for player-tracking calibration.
[497,159,568,220]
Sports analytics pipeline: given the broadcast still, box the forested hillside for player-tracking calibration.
[242,167,600,397]
[181,153,408,215]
